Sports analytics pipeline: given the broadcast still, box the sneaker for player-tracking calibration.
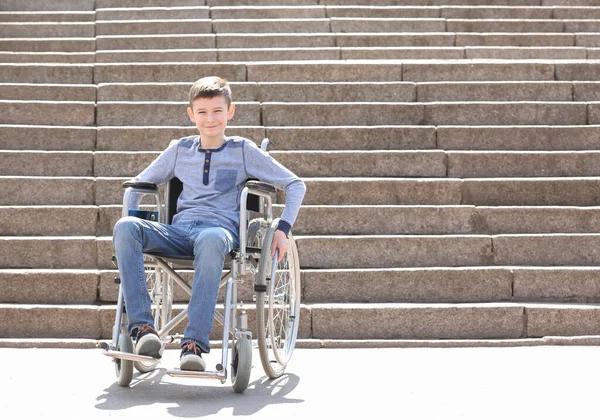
[180,341,206,371]
[133,325,162,359]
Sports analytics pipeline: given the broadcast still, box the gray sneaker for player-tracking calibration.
[180,341,206,371]
[134,325,162,359]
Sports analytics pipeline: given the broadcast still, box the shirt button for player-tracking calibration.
[206,150,211,154]
[205,159,209,163]
[204,170,208,173]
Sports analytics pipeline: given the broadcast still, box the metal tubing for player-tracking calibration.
[239,187,273,275]
[112,286,125,347]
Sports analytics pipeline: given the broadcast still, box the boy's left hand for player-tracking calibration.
[270,230,289,263]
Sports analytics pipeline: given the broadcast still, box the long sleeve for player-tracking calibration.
[242,140,306,235]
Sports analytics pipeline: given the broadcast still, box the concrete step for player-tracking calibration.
[553,6,600,19]
[0,125,96,151]
[0,22,95,38]
[0,151,93,176]
[262,102,587,126]
[2,301,600,341]
[0,64,93,84]
[0,84,96,101]
[440,6,554,18]
[0,12,95,22]
[96,101,260,126]
[90,176,600,207]
[332,17,446,32]
[448,19,563,33]
[0,207,98,236]
[212,5,328,19]
[94,63,246,83]
[0,177,95,206]
[66,265,600,305]
[0,38,96,52]
[96,7,209,20]
[342,46,464,59]
[327,6,440,18]
[0,0,95,11]
[96,0,206,6]
[213,18,332,33]
[416,82,574,102]
[455,33,574,46]
[0,101,95,126]
[97,81,415,102]
[463,46,587,59]
[96,19,212,36]
[0,52,95,64]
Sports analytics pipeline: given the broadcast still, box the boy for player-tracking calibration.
[112,76,306,371]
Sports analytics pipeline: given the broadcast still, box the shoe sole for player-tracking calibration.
[136,334,162,359]
[180,354,206,371]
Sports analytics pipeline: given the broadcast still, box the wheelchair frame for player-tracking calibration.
[102,139,301,393]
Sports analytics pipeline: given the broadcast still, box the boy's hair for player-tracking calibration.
[188,76,232,108]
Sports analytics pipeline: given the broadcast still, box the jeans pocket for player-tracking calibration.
[214,169,238,192]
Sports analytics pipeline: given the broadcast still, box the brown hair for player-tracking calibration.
[188,76,232,108]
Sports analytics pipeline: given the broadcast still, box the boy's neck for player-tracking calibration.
[200,135,225,149]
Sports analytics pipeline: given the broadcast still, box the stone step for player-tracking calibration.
[0,22,95,38]
[212,5,327,19]
[0,38,96,52]
[0,101,95,126]
[0,151,93,176]
[463,46,587,60]
[0,207,98,236]
[8,233,600,270]
[0,0,95,11]
[440,6,554,18]
[0,84,96,101]
[96,0,206,6]
[417,81,574,101]
[4,266,600,305]
[0,52,96,64]
[0,12,96,22]
[262,102,587,126]
[0,125,96,151]
[553,6,600,19]
[2,301,600,341]
[94,63,246,83]
[0,64,93,84]
[214,18,332,33]
[96,19,213,36]
[96,101,260,126]
[448,19,563,33]
[96,7,209,20]
[0,177,95,206]
[456,33,574,46]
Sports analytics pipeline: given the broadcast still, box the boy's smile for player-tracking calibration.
[187,96,235,149]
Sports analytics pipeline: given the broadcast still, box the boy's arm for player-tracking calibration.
[126,140,179,210]
[243,140,306,237]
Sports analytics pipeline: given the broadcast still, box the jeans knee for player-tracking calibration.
[193,230,230,256]
[113,216,142,243]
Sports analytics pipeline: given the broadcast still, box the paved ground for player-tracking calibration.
[2,345,599,418]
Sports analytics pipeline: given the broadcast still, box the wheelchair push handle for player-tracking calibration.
[123,180,158,191]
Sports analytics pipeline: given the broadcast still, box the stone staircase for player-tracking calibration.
[3,0,600,348]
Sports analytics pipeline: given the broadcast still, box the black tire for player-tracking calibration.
[115,332,134,387]
[231,337,252,393]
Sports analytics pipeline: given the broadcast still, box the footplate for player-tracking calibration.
[167,368,226,382]
[102,349,160,364]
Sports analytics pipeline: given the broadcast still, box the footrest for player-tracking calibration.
[102,349,160,364]
[167,368,225,380]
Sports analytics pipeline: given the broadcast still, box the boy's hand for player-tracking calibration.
[270,230,289,263]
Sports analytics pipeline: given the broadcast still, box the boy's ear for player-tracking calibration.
[186,106,194,123]
[227,103,235,121]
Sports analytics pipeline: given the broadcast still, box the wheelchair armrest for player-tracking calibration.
[245,180,277,194]
[123,180,158,191]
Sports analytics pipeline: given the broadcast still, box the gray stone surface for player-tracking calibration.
[300,179,462,205]
[0,126,96,151]
[248,62,402,82]
[437,126,600,151]
[0,305,101,338]
[217,33,336,48]
[0,52,95,64]
[331,17,446,32]
[0,237,98,269]
[303,267,513,303]
[0,22,94,38]
[0,206,98,236]
[0,38,95,52]
[574,82,600,101]
[336,33,455,47]
[0,177,94,205]
[259,82,415,102]
[417,82,572,102]
[263,103,423,126]
[448,19,563,32]
[403,62,555,82]
[265,126,436,150]
[342,47,464,59]
[94,152,157,177]
[214,19,330,33]
[311,304,524,340]
[461,179,600,206]
[0,100,95,126]
[526,305,600,337]
[576,34,600,47]
[96,7,210,20]
[96,34,216,50]
[0,64,93,84]
[513,268,600,302]
[423,103,587,126]
[553,6,600,18]
[0,270,99,304]
[96,50,218,63]
[94,63,246,83]
[440,6,553,18]
[97,19,212,36]
[0,151,93,176]
[464,47,586,60]
[493,234,600,266]
[556,62,600,81]
[456,33,574,46]
[328,5,440,18]
[219,47,341,62]
[296,235,493,269]
[98,82,257,102]
[447,151,600,178]
[211,6,326,19]
[0,0,95,10]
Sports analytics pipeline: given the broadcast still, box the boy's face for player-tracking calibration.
[187,95,235,142]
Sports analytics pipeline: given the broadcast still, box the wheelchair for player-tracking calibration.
[101,139,301,393]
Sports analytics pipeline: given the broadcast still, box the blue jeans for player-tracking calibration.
[112,216,238,353]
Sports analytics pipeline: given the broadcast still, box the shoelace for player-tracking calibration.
[182,341,200,355]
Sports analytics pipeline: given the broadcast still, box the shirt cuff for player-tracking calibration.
[277,220,292,237]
